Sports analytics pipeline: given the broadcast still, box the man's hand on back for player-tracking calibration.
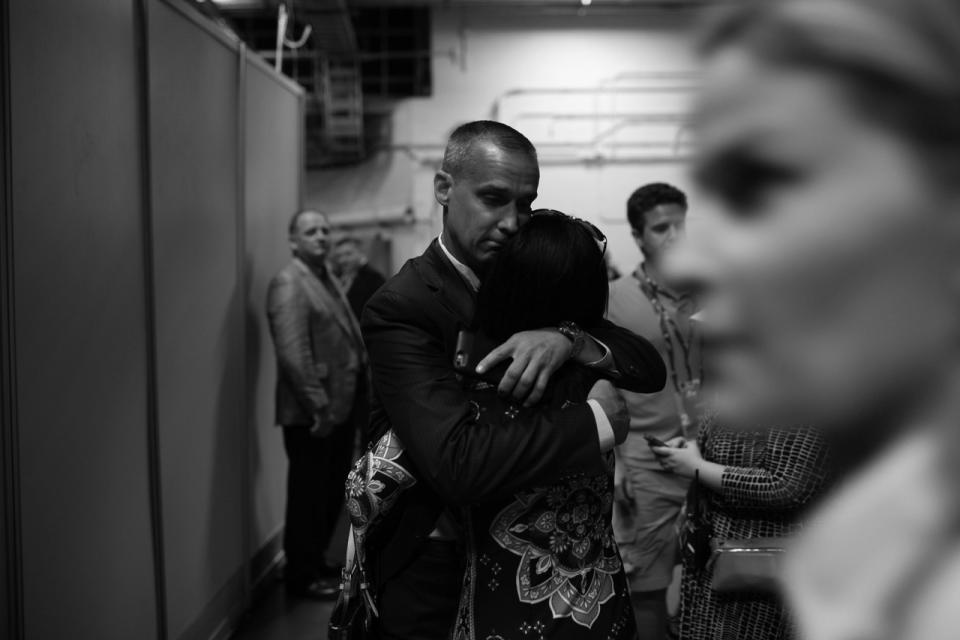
[588,380,629,444]
[476,329,572,406]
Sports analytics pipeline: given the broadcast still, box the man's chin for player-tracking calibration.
[478,244,503,261]
[474,252,499,272]
[301,253,328,266]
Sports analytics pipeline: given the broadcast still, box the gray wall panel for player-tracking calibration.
[4,1,305,638]
[9,0,157,638]
[243,60,302,553]
[148,2,244,637]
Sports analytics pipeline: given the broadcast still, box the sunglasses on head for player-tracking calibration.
[530,209,608,256]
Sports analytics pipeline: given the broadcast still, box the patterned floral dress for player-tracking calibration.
[677,419,830,640]
[450,367,638,640]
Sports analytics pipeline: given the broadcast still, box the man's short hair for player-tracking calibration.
[441,120,538,179]
[288,209,329,236]
[627,183,687,232]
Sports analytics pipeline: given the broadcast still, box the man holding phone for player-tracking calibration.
[607,183,703,639]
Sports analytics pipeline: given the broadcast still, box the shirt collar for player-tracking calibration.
[438,233,481,292]
[295,256,329,280]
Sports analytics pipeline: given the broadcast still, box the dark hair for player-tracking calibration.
[288,209,329,236]
[698,0,960,183]
[441,120,538,179]
[627,183,687,232]
[476,211,608,342]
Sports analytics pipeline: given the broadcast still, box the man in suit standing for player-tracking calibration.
[267,210,368,599]
[332,234,387,321]
[361,121,666,638]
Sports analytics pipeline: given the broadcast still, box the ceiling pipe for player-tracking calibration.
[327,206,417,229]
[490,83,696,120]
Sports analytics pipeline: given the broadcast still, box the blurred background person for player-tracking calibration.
[654,421,829,640]
[672,0,960,638]
[607,182,701,639]
[266,210,369,600]
[332,233,387,322]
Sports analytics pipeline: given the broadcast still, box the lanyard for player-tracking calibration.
[636,267,702,436]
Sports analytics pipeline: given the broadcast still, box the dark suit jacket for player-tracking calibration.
[361,240,665,582]
[345,263,387,321]
[267,258,367,427]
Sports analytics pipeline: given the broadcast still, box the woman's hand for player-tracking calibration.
[651,439,703,479]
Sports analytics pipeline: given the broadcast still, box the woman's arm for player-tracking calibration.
[654,428,829,510]
[717,428,829,509]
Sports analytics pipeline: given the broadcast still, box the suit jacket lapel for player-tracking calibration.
[417,240,477,329]
[294,259,363,344]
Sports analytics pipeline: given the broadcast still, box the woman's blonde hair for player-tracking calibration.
[699,0,960,182]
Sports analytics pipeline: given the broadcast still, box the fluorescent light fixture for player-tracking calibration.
[581,0,593,6]
[211,0,266,7]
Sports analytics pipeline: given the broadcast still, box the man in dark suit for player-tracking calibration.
[332,234,387,321]
[361,121,666,638]
[266,210,368,599]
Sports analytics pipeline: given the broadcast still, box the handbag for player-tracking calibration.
[708,537,788,594]
[328,527,379,640]
[678,470,713,573]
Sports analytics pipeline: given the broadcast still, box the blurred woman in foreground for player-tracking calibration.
[674,0,960,638]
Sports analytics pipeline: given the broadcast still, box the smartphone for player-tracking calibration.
[453,329,475,373]
[644,434,668,449]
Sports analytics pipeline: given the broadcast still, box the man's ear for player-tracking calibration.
[631,227,644,251]
[435,170,453,207]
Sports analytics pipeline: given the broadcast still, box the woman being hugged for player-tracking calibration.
[451,211,636,640]
[344,211,638,640]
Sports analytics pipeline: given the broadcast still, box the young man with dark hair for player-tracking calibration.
[608,182,703,639]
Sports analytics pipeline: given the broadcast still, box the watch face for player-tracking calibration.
[559,321,579,335]
[558,322,584,358]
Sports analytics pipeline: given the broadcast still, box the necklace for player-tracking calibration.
[637,266,702,435]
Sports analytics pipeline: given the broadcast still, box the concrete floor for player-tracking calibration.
[231,579,336,640]
[232,501,350,640]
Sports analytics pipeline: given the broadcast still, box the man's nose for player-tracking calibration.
[498,205,520,235]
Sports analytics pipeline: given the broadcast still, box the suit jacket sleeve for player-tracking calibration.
[589,319,667,393]
[363,289,607,506]
[266,272,330,415]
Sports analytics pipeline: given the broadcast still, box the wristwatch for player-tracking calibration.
[557,321,586,360]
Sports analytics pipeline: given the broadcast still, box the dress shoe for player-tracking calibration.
[286,577,340,600]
